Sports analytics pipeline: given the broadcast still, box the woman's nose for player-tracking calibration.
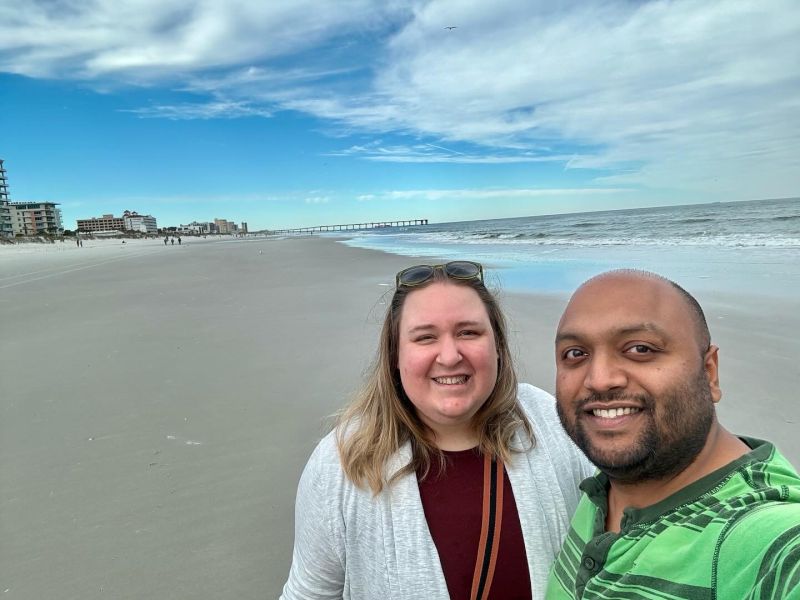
[436,336,462,366]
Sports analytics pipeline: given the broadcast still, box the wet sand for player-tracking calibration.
[0,236,797,599]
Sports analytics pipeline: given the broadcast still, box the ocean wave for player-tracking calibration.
[572,221,602,228]
[342,233,800,249]
[674,217,715,224]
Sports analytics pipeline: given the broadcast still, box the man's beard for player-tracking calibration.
[557,368,715,483]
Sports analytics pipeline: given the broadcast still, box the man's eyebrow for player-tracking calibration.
[555,331,582,344]
[555,322,671,344]
[617,323,671,339]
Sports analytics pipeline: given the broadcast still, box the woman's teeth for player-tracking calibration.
[434,376,468,385]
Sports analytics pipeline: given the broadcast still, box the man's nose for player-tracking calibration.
[583,352,627,393]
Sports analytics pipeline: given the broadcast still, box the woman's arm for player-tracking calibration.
[280,439,346,600]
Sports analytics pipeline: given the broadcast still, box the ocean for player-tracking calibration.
[333,197,800,298]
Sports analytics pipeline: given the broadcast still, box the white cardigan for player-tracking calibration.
[280,384,593,600]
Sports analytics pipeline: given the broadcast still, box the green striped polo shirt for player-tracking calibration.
[546,438,800,599]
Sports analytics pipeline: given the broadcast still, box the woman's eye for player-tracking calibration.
[459,329,479,337]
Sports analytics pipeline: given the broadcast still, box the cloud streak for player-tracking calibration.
[358,187,631,202]
[330,142,579,163]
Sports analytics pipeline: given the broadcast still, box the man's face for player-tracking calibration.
[554,274,721,482]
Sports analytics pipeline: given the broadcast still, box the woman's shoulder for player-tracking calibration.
[304,429,343,472]
[516,383,560,426]
[295,430,346,493]
[515,382,594,478]
[515,383,576,452]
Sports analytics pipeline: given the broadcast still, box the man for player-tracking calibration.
[546,269,800,599]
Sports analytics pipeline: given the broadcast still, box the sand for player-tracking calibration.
[1,236,797,599]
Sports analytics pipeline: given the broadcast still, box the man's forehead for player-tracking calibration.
[559,274,686,331]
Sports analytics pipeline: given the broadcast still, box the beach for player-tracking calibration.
[1,235,798,599]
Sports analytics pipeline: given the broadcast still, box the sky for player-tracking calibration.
[1,0,798,231]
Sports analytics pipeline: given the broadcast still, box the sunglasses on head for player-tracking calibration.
[395,260,484,289]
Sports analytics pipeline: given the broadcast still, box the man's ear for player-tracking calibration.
[704,344,722,403]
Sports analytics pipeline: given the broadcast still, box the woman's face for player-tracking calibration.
[396,282,498,448]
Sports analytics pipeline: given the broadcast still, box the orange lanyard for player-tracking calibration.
[470,454,505,600]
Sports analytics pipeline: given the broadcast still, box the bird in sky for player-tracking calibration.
[445,26,457,30]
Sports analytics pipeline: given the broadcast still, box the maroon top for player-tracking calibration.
[417,448,532,599]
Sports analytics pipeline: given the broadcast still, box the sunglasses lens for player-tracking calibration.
[398,265,435,286]
[444,261,481,279]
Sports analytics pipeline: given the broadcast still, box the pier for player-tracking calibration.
[270,219,428,235]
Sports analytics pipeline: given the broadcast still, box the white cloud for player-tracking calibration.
[295,0,800,195]
[0,0,405,78]
[304,196,330,204]
[1,0,798,197]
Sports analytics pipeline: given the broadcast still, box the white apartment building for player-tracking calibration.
[179,221,217,234]
[123,210,158,233]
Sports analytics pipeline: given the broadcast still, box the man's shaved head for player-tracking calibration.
[576,269,711,353]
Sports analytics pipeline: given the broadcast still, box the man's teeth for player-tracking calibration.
[592,407,641,418]
[434,376,468,385]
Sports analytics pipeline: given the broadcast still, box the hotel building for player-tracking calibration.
[214,218,239,234]
[9,202,64,235]
[179,221,217,234]
[77,214,126,233]
[122,210,158,233]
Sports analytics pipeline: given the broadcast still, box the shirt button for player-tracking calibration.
[583,557,596,570]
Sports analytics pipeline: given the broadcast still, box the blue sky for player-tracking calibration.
[1,1,798,230]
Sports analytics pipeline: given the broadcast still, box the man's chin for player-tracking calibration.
[584,447,653,481]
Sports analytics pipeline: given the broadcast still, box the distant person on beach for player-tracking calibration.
[170,238,174,246]
[177,236,181,245]
[546,270,800,599]
[164,237,168,246]
[281,261,593,600]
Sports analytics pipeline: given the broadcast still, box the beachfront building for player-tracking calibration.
[213,218,240,234]
[1,159,14,237]
[0,201,10,237]
[122,210,158,233]
[240,222,248,234]
[214,218,231,234]
[77,214,126,233]
[9,202,64,235]
[179,221,217,234]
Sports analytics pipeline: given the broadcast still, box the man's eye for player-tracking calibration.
[625,344,654,354]
[563,348,586,360]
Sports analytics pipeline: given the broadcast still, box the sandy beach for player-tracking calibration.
[1,236,797,599]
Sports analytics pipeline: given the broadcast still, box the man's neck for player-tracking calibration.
[605,425,751,532]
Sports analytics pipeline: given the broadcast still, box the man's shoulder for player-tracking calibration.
[717,501,800,597]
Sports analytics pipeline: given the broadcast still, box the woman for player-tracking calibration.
[281,261,592,600]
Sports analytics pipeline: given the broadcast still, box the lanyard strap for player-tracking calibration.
[470,453,504,600]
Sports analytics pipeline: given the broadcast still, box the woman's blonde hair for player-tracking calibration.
[336,268,534,494]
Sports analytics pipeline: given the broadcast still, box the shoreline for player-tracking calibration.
[0,235,796,599]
